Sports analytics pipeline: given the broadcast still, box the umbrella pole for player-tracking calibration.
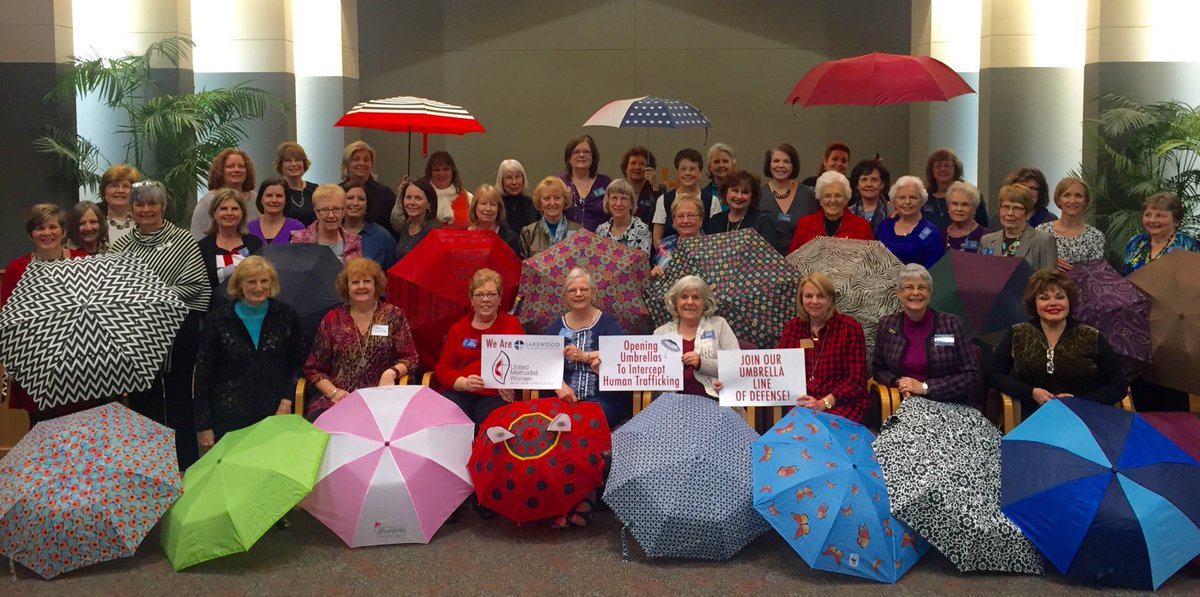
[874,106,880,161]
[407,130,413,176]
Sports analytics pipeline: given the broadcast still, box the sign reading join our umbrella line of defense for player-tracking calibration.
[716,349,807,407]
[481,335,565,390]
[598,335,684,391]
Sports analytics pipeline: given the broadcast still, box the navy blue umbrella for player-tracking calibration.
[1001,398,1200,589]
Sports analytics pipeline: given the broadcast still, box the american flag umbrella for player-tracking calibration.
[335,95,485,173]
[582,96,711,129]
[516,230,650,335]
[0,253,187,410]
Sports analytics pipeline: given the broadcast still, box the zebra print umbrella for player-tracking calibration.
[0,253,187,409]
[786,237,901,363]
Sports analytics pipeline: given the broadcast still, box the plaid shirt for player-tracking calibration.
[777,313,868,423]
[871,310,980,405]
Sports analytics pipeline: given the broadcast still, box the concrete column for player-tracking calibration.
[978,0,1087,211]
[0,0,74,262]
[191,0,295,184]
[910,0,981,186]
[293,0,359,184]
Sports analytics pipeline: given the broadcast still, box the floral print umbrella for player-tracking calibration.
[1065,259,1151,376]
[516,230,650,334]
[0,402,180,578]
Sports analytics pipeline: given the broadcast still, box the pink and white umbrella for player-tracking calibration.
[300,385,474,546]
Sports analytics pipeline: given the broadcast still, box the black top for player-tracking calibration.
[987,317,1127,411]
[394,219,438,263]
[197,234,264,289]
[923,193,989,229]
[283,181,319,226]
[502,193,540,235]
[703,209,777,249]
[359,178,398,238]
[659,187,719,239]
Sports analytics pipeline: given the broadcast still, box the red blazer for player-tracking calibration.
[787,211,873,254]
[434,311,524,396]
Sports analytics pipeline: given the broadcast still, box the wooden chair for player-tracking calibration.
[292,373,413,416]
[999,389,1135,434]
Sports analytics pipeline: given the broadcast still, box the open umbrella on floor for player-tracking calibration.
[470,398,610,524]
[928,251,1034,343]
[159,415,327,570]
[215,243,342,347]
[386,229,522,368]
[1065,259,1151,375]
[1001,398,1200,589]
[645,230,799,348]
[603,393,769,560]
[335,95,485,174]
[1127,250,1200,395]
[516,231,650,334]
[1141,411,1200,573]
[302,385,474,546]
[0,402,180,579]
[787,237,902,364]
[0,253,187,410]
[752,408,927,583]
[872,397,1043,574]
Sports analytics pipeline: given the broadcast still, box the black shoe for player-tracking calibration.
[474,503,496,520]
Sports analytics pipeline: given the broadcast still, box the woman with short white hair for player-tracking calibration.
[496,159,539,233]
[653,275,739,399]
[875,175,945,268]
[943,181,990,253]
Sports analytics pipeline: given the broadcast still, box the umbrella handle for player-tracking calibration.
[620,524,631,563]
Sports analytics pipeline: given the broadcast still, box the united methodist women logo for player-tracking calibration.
[491,350,511,384]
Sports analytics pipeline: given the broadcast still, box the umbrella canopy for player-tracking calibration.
[603,393,769,560]
[386,229,522,368]
[786,52,975,107]
[0,402,180,579]
[1065,259,1151,372]
[216,243,342,347]
[335,96,486,135]
[302,385,474,546]
[516,230,650,334]
[0,253,187,410]
[470,398,611,524]
[753,408,927,583]
[1126,250,1200,394]
[159,415,327,570]
[1141,412,1200,573]
[582,96,711,129]
[787,237,902,363]
[645,230,799,348]
[1001,398,1200,589]
[872,397,1044,574]
[928,251,1034,342]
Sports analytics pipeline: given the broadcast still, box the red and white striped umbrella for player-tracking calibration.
[335,96,486,171]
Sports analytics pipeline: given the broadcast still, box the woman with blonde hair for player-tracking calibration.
[341,140,397,236]
[520,176,582,257]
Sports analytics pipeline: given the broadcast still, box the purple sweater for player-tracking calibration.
[249,217,306,245]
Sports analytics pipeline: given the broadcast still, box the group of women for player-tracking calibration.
[1,136,1196,521]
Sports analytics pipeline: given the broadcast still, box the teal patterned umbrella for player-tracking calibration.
[516,231,651,334]
[645,230,799,348]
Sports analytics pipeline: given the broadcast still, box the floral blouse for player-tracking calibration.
[1119,231,1200,275]
[595,217,652,256]
[303,302,418,417]
[1036,222,1105,264]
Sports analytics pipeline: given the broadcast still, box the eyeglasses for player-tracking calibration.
[472,291,499,300]
[675,213,701,220]
[572,149,592,156]
[316,207,344,216]
[900,284,930,293]
[608,196,632,204]
[131,181,163,188]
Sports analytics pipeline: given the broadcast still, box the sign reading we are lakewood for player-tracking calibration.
[482,335,564,390]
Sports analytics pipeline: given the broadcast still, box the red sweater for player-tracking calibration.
[787,211,873,254]
[434,312,524,395]
[1,250,89,306]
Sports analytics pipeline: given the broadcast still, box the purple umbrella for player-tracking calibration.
[1066,260,1151,375]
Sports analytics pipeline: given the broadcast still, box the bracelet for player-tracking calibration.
[822,396,834,410]
[326,388,339,399]
[390,366,403,380]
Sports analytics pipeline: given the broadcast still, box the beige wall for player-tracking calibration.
[355,0,914,190]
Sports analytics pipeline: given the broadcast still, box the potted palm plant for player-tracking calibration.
[34,37,285,225]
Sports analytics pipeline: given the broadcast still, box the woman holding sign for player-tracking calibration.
[653,275,739,399]
[775,272,868,422]
[546,268,627,427]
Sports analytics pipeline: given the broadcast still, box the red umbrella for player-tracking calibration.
[385,229,521,369]
[469,398,611,524]
[785,52,974,155]
[334,95,485,173]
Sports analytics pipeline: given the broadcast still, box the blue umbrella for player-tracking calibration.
[582,96,711,129]
[752,408,927,583]
[1001,398,1200,589]
[602,393,768,560]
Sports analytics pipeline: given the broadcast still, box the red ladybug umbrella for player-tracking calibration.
[385,229,521,368]
[469,398,611,524]
[334,95,485,173]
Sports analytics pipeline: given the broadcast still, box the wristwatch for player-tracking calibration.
[920,382,929,395]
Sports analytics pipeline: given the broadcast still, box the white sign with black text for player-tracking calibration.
[481,335,565,390]
[717,348,806,407]
[598,335,684,391]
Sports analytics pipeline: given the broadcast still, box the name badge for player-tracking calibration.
[557,327,575,343]
[918,226,933,240]
[777,213,792,224]
[701,330,715,340]
[962,240,979,251]
[933,334,955,346]
[463,338,479,349]
[981,247,995,256]
[370,324,389,337]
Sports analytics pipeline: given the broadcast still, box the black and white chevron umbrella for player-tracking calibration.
[0,253,187,409]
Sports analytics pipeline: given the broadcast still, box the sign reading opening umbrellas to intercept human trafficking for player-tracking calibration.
[482,335,565,390]
[716,349,806,407]
[598,335,684,391]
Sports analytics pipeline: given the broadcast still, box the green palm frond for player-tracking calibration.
[32,128,105,192]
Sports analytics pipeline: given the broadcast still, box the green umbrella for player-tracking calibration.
[159,415,328,570]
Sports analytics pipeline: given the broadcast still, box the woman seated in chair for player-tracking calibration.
[872,264,980,404]
[987,270,1127,414]
[194,256,306,451]
[546,267,627,428]
[303,258,418,420]
[776,272,868,422]
[653,275,739,400]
